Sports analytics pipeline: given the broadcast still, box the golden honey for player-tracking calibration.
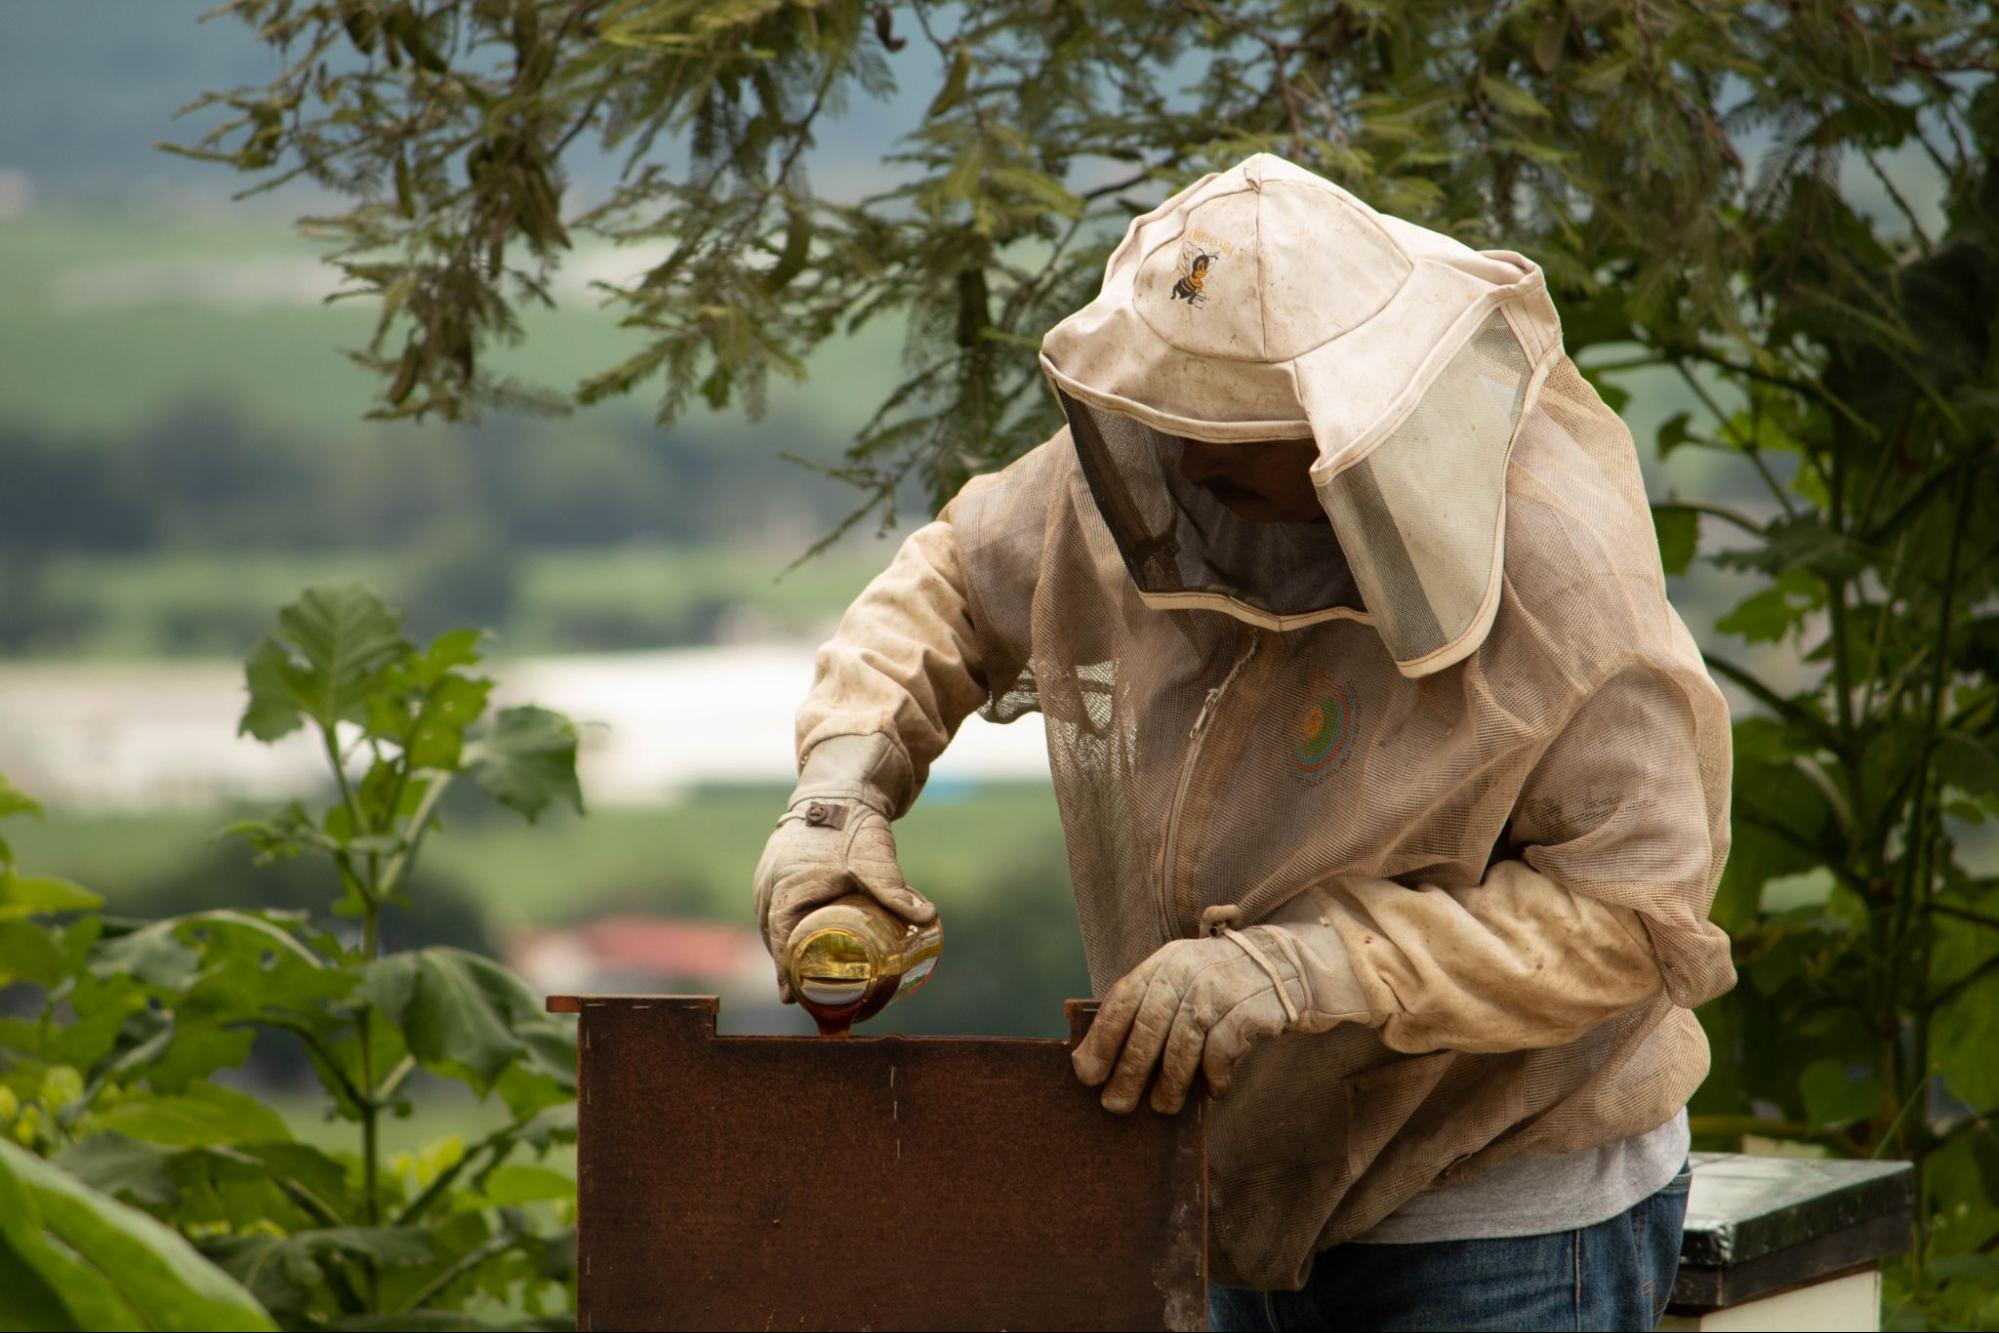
[785,894,942,1036]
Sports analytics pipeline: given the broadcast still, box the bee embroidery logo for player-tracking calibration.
[1171,243,1220,306]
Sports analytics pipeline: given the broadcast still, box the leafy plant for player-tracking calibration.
[0,582,585,1329]
[1624,65,1999,1333]
[0,1136,276,1331]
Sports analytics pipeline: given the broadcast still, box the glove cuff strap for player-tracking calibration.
[791,733,910,818]
[1215,926,1302,1027]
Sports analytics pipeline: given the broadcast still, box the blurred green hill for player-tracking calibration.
[0,209,922,656]
[0,2,932,658]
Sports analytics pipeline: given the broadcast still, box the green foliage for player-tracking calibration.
[0,1137,276,1332]
[1629,53,1999,1328]
[0,583,584,1329]
[179,1,1984,543]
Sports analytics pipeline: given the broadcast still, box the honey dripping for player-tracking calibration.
[785,893,942,1037]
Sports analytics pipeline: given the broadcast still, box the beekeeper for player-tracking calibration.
[753,153,1733,1331]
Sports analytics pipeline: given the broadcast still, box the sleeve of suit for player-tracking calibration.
[1304,664,1719,1054]
[793,512,991,816]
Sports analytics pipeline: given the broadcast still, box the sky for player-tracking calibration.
[0,1,937,216]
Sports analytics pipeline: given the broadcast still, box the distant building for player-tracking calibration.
[509,913,816,1036]
[0,646,1047,810]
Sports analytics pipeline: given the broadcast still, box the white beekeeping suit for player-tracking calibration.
[753,153,1734,1291]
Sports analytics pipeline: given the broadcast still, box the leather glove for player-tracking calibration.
[1072,899,1371,1114]
[752,733,937,1002]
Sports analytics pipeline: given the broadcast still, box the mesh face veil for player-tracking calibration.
[1058,309,1537,652]
[793,152,1736,1291]
[1060,388,1364,624]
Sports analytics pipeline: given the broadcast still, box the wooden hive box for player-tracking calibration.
[550,995,1209,1331]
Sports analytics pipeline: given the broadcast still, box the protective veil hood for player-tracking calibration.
[1040,153,1562,676]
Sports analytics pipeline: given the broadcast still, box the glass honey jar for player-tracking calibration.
[784,893,943,1036]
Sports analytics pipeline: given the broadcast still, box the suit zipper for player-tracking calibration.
[1157,630,1260,940]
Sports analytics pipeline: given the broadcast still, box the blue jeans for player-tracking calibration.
[1207,1164,1692,1332]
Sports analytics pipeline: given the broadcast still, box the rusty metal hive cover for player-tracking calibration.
[552,995,1207,1331]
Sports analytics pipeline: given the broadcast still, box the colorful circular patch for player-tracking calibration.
[1289,677,1359,781]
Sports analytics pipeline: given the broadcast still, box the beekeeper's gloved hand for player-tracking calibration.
[1072,902,1372,1114]
[753,733,936,1002]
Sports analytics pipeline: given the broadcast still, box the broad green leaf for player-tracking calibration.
[409,629,484,687]
[206,1227,436,1319]
[92,919,204,992]
[42,973,139,1071]
[1798,1057,1877,1127]
[95,911,349,1028]
[512,1103,578,1156]
[90,1083,294,1148]
[277,583,409,728]
[242,1141,359,1219]
[1711,820,1817,936]
[466,706,583,822]
[0,1015,42,1053]
[79,1007,175,1096]
[0,1138,276,1330]
[145,1021,258,1093]
[1655,410,1694,456]
[494,1058,571,1121]
[494,1017,578,1118]
[362,948,545,1092]
[240,582,409,739]
[0,775,42,823]
[1933,956,1999,1111]
[408,674,494,772]
[240,639,306,742]
[1931,1254,1999,1283]
[365,687,415,746]
[261,1226,435,1267]
[159,1151,300,1237]
[1937,733,1999,798]
[1732,715,1810,764]
[0,1234,71,1330]
[395,1133,464,1189]
[1652,505,1698,576]
[54,1132,183,1211]
[1714,514,1862,582]
[91,1141,357,1237]
[479,1163,573,1206]
[0,872,101,921]
[1716,586,1805,644]
[356,759,410,836]
[367,630,493,767]
[221,801,335,863]
[0,918,64,988]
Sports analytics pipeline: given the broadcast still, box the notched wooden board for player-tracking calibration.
[554,995,1207,1331]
